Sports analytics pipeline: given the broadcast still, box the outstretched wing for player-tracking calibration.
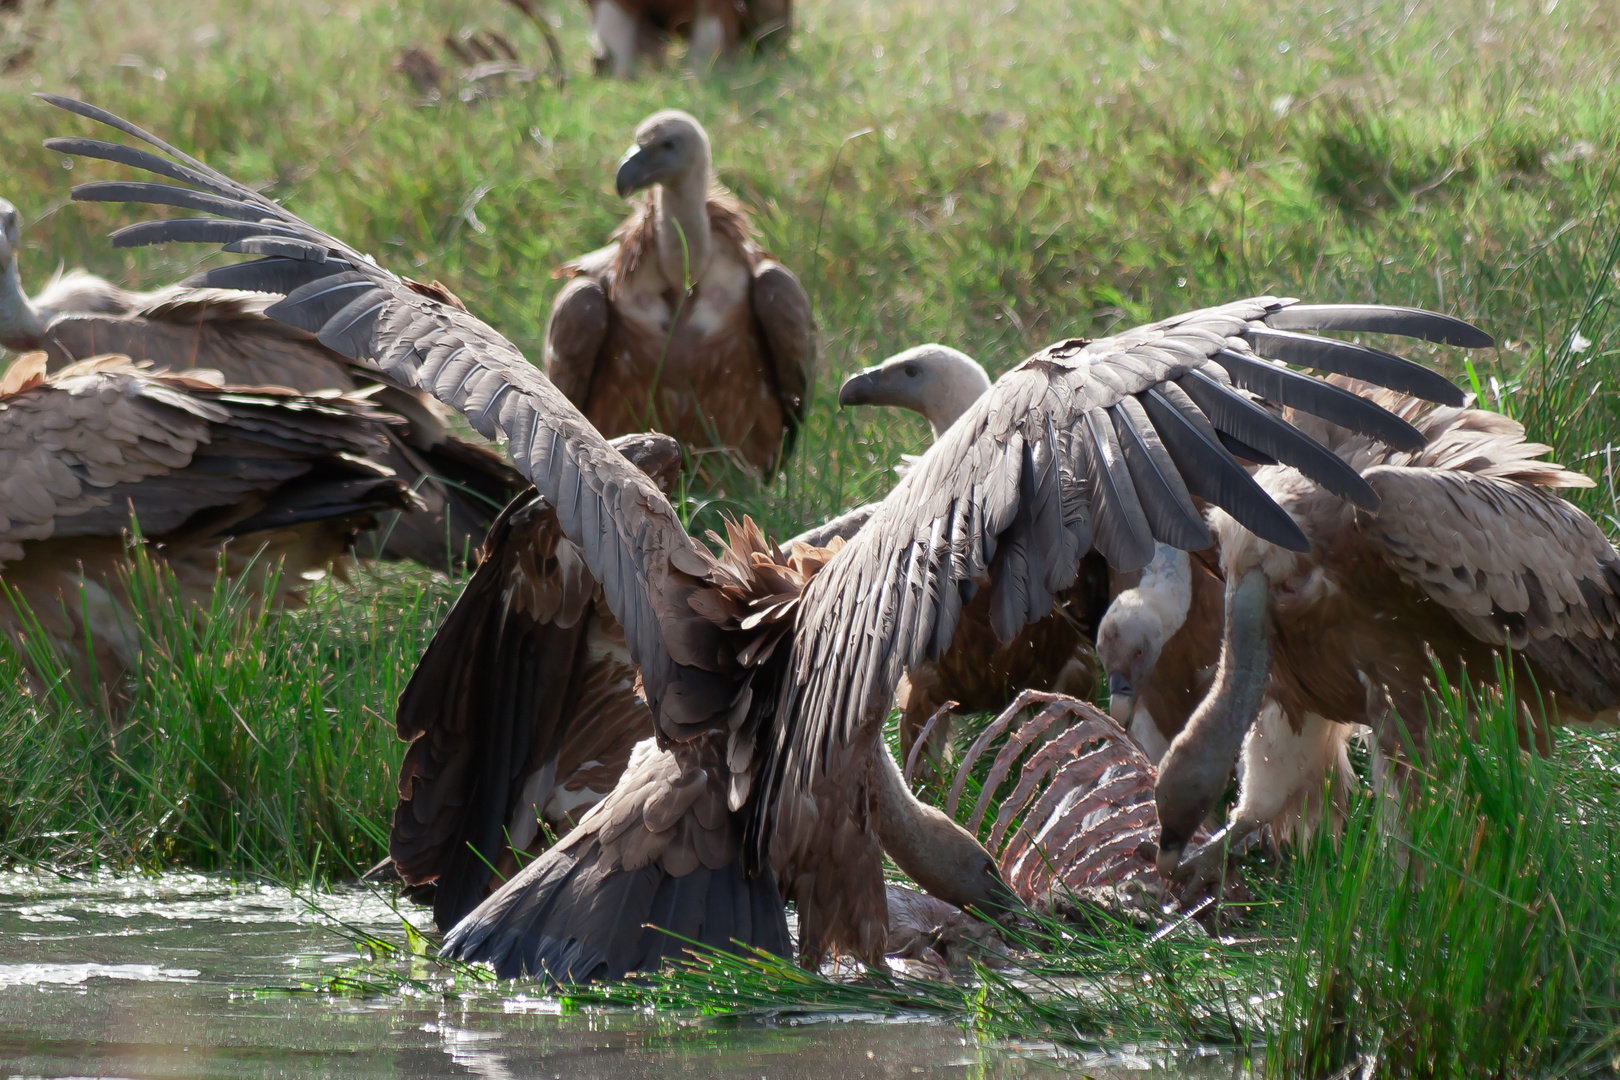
[757,297,1489,865]
[41,95,735,745]
[389,432,679,931]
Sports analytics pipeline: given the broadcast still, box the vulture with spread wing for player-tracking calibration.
[46,95,1489,980]
[0,351,419,705]
[1155,382,1620,888]
[584,0,792,78]
[0,197,522,571]
[838,344,1110,768]
[545,110,813,478]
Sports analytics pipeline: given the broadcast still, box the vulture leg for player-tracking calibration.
[1154,568,1273,889]
[1229,705,1355,849]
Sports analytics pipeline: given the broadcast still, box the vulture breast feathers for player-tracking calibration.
[544,110,813,478]
[49,95,1491,974]
[0,351,420,704]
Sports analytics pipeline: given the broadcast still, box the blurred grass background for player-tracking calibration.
[3,0,1620,1071]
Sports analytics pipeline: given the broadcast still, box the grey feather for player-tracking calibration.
[1176,369,1380,510]
[1211,347,1424,449]
[1243,326,1465,405]
[1264,303,1494,349]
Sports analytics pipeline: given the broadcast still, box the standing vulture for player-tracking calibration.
[837,344,1110,768]
[1155,381,1620,888]
[0,197,522,571]
[544,110,813,478]
[1095,542,1224,764]
[0,351,419,706]
[49,94,1489,978]
[584,0,792,79]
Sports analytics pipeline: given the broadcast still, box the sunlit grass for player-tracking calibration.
[3,0,1620,1073]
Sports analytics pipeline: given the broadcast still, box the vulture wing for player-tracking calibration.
[39,288,357,394]
[757,298,1489,876]
[542,275,610,408]
[0,352,398,564]
[38,94,735,759]
[389,432,678,932]
[750,260,815,459]
[1357,403,1620,706]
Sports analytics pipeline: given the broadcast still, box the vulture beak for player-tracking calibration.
[837,367,883,409]
[615,143,657,199]
[1107,671,1135,723]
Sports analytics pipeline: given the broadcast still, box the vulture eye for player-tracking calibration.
[662,139,676,151]
[903,363,920,378]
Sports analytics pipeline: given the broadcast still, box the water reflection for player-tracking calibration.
[0,870,1238,1078]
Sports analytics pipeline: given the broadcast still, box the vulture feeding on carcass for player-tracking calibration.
[49,93,1490,981]
[1095,542,1225,764]
[375,444,906,939]
[583,0,792,78]
[1101,542,1355,854]
[544,110,813,478]
[838,343,1111,770]
[0,197,522,571]
[0,350,419,706]
[1155,379,1620,890]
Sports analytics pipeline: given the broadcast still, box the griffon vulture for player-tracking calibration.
[838,344,1110,766]
[51,94,1489,979]
[585,0,791,78]
[1095,542,1224,763]
[0,197,522,571]
[1155,382,1620,889]
[379,444,919,939]
[544,110,813,478]
[0,351,419,705]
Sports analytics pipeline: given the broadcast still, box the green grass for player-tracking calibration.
[0,543,454,879]
[5,0,1620,1073]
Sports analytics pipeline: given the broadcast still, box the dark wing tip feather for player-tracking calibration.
[1212,347,1426,451]
[1265,303,1494,350]
[1242,326,1466,407]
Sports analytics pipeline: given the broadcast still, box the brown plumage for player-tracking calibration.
[838,344,1109,767]
[0,199,522,571]
[582,0,791,78]
[62,96,1491,977]
[545,110,813,478]
[1156,382,1620,885]
[0,351,419,707]
[384,432,679,932]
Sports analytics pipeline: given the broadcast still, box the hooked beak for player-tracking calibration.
[837,368,882,409]
[615,144,656,199]
[1107,671,1136,723]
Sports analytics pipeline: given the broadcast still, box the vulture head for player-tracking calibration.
[615,110,712,200]
[1097,544,1193,725]
[837,344,992,440]
[0,197,43,351]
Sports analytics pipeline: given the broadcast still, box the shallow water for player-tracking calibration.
[0,871,1237,1078]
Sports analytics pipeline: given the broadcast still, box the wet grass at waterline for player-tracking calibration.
[0,542,455,879]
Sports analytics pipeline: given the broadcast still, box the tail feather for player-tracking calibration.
[440,836,790,983]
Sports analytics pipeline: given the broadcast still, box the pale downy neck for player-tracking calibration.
[1154,567,1273,873]
[653,163,714,292]
[0,255,44,351]
[869,739,1013,914]
[924,364,991,440]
